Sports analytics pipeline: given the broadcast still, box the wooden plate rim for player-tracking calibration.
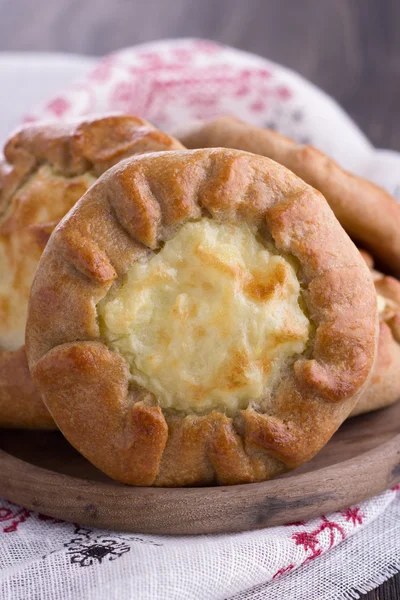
[0,431,399,535]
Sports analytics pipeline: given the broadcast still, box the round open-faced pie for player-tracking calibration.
[176,116,400,418]
[176,116,400,276]
[26,148,378,486]
[0,114,183,429]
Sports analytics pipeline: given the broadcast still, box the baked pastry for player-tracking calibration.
[175,116,400,418]
[350,253,400,416]
[176,116,400,275]
[26,148,378,486]
[0,115,183,429]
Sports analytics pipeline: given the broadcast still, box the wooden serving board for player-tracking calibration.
[0,402,399,535]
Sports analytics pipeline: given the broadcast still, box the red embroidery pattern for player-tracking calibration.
[0,506,31,533]
[107,67,289,126]
[0,503,65,534]
[273,564,295,579]
[298,517,345,557]
[273,516,346,579]
[341,506,365,526]
[46,97,71,117]
[26,39,301,135]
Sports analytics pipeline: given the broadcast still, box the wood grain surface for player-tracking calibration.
[0,0,399,596]
[0,401,399,535]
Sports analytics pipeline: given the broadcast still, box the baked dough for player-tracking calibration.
[350,255,400,416]
[175,116,400,419]
[0,115,183,429]
[176,116,400,275]
[26,148,378,486]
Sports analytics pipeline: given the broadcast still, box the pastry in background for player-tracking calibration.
[350,251,400,416]
[0,114,183,429]
[176,116,400,276]
[26,148,377,486]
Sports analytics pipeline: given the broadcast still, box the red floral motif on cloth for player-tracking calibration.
[24,39,306,140]
[45,97,71,117]
[273,515,348,579]
[0,505,30,533]
[341,506,365,525]
[0,503,64,533]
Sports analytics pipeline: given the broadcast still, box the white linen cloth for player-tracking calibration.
[1,39,399,599]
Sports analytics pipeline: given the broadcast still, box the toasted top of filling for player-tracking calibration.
[0,165,96,350]
[98,219,310,415]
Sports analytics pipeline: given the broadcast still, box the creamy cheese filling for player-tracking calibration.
[0,165,96,350]
[98,219,310,415]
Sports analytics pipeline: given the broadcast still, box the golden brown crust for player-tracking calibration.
[176,116,400,275]
[350,271,400,416]
[0,115,183,429]
[26,148,378,486]
[0,346,54,429]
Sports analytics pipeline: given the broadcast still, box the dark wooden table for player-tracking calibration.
[0,0,398,597]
